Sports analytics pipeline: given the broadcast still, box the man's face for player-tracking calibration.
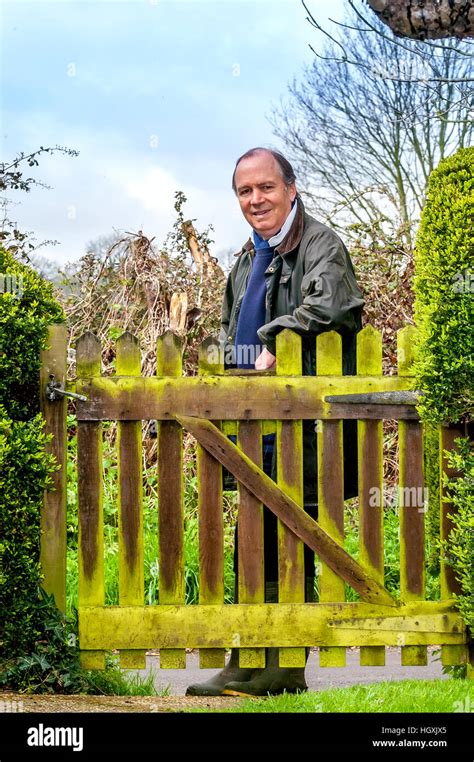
[234,152,297,239]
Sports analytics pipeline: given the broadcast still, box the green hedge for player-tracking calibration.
[441,438,474,630]
[413,146,473,424]
[413,149,473,637]
[0,247,155,694]
[0,407,57,656]
[0,248,64,420]
[0,247,64,663]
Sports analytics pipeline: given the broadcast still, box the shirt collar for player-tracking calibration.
[267,199,298,248]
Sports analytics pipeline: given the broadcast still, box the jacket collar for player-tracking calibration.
[236,195,306,258]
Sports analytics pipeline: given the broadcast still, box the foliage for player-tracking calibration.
[0,591,159,695]
[0,243,153,695]
[57,191,227,466]
[441,437,474,630]
[0,243,64,666]
[59,191,225,377]
[424,423,441,577]
[412,147,473,639]
[413,146,473,424]
[0,408,57,656]
[0,246,64,420]
[349,221,414,374]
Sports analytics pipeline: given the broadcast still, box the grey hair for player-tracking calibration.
[231,147,296,193]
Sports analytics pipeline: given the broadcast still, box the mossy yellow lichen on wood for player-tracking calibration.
[156,331,186,669]
[398,326,427,667]
[276,329,306,668]
[357,325,385,667]
[40,323,68,614]
[116,332,145,669]
[196,336,226,669]
[316,331,346,667]
[76,332,105,669]
[78,600,466,651]
[75,374,418,422]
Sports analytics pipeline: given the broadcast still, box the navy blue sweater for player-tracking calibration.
[234,232,274,370]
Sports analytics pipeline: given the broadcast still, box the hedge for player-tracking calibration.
[413,146,473,424]
[413,148,473,637]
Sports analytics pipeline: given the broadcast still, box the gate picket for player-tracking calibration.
[276,330,306,668]
[357,325,385,667]
[398,326,427,666]
[317,331,346,667]
[197,337,225,669]
[157,331,186,668]
[77,332,105,669]
[116,333,145,669]
[237,420,265,668]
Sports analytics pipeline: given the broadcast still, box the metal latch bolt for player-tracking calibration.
[45,374,88,402]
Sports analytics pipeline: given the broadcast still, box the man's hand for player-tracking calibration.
[255,347,276,370]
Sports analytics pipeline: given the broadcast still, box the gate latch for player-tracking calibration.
[45,374,88,403]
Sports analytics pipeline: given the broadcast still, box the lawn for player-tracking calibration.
[190,679,474,713]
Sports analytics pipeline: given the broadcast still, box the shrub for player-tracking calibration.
[441,438,474,630]
[0,247,64,420]
[0,407,58,657]
[0,246,64,663]
[0,246,154,694]
[413,148,473,634]
[413,146,473,425]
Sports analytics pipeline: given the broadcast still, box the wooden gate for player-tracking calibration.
[40,323,469,672]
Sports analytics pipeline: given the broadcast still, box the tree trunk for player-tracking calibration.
[365,0,473,39]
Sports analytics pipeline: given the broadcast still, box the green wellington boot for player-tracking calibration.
[222,646,307,697]
[185,648,254,696]
[222,580,309,697]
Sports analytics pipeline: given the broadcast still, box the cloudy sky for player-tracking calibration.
[1,0,346,265]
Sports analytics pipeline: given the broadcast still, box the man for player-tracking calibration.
[186,147,365,697]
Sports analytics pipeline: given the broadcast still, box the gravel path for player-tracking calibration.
[0,647,446,713]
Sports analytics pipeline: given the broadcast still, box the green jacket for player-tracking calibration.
[220,198,365,502]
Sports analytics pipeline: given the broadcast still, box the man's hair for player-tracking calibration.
[231,147,296,193]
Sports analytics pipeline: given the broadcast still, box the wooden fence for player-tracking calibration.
[40,323,470,672]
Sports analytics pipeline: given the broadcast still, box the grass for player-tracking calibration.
[82,658,168,696]
[190,680,474,713]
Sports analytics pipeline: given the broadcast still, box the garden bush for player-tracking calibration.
[413,147,473,632]
[413,146,473,425]
[0,246,64,664]
[0,246,155,694]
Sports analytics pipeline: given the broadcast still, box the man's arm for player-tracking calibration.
[257,229,364,356]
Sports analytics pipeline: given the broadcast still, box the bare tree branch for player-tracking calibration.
[271,4,472,251]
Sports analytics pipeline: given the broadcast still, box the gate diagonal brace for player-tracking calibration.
[175,414,398,608]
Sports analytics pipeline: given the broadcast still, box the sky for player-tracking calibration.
[0,0,346,265]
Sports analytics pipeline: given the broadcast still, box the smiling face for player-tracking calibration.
[234,151,297,239]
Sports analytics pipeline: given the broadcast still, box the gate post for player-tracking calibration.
[39,323,68,612]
